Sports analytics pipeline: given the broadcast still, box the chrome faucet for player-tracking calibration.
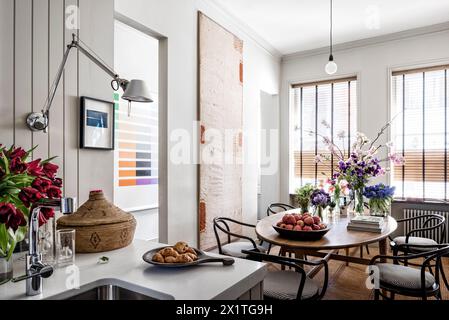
[12,198,77,296]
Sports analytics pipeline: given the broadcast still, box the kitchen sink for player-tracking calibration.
[47,279,174,300]
[66,284,155,300]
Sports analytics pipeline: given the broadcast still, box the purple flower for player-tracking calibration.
[311,189,331,208]
[363,184,395,199]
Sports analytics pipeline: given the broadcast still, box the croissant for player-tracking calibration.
[185,253,198,261]
[174,242,189,254]
[152,253,165,263]
[176,254,194,263]
[185,247,196,255]
[159,247,179,257]
[164,256,177,263]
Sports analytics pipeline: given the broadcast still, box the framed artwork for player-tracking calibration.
[80,97,115,150]
[198,12,244,250]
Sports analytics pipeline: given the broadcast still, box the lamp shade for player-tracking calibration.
[122,80,153,103]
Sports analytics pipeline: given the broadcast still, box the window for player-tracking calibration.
[114,21,159,212]
[291,77,358,191]
[391,65,449,200]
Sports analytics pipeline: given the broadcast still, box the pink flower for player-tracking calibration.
[322,136,332,145]
[389,153,405,165]
[337,130,346,139]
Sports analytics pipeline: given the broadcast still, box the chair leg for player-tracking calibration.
[392,247,399,265]
[267,243,272,255]
[360,246,363,259]
[365,245,370,255]
[279,247,286,270]
[374,289,380,300]
[439,259,449,291]
[345,248,350,266]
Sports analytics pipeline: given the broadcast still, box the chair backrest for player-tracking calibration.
[267,203,295,216]
[391,201,449,243]
[213,217,257,255]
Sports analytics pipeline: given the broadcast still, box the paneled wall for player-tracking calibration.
[0,0,114,205]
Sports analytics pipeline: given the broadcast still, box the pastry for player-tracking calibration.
[152,253,165,263]
[185,252,198,261]
[176,254,194,263]
[185,247,196,255]
[164,256,177,263]
[174,241,189,254]
[159,247,179,257]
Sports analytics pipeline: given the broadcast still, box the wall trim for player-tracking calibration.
[282,21,449,62]
[206,0,282,59]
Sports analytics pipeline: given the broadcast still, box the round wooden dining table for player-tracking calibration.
[256,210,398,266]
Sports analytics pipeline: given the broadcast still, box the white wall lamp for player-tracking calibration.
[26,33,153,132]
[325,0,338,75]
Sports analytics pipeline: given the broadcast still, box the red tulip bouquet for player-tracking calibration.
[0,145,62,261]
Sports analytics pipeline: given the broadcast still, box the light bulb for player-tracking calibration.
[325,60,338,75]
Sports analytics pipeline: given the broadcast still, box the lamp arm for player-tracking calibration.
[42,34,122,117]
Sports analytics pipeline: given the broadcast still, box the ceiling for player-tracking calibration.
[212,0,449,55]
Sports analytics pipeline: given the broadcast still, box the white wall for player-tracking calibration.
[280,30,449,203]
[115,0,281,246]
[0,0,114,207]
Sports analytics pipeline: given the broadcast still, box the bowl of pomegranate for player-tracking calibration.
[273,213,330,241]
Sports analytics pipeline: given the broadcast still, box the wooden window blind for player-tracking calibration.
[291,77,358,189]
[391,66,449,200]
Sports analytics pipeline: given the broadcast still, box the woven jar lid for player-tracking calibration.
[57,190,134,227]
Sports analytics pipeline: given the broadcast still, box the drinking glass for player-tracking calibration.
[56,229,75,267]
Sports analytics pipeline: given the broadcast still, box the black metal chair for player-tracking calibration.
[389,214,449,290]
[267,203,295,216]
[390,214,446,255]
[242,250,329,300]
[369,244,449,300]
[213,217,265,259]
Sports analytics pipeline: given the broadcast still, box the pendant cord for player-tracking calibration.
[330,0,333,56]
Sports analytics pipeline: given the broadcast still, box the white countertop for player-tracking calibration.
[0,240,267,300]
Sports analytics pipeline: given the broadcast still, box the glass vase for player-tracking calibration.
[352,189,365,216]
[0,256,13,285]
[40,216,57,265]
[315,207,324,220]
[369,199,391,217]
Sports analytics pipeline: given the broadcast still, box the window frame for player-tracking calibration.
[289,75,359,194]
[390,64,449,201]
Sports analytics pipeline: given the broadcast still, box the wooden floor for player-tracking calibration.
[268,245,449,300]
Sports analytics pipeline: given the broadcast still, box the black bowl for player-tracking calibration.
[272,224,331,241]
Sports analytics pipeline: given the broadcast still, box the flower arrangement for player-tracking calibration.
[0,145,62,261]
[295,184,316,213]
[313,119,404,215]
[363,184,395,216]
[310,189,331,219]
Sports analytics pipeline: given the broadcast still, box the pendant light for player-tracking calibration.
[325,0,338,75]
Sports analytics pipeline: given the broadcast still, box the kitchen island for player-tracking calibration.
[0,240,267,300]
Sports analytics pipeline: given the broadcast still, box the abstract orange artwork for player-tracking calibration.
[198,12,243,250]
